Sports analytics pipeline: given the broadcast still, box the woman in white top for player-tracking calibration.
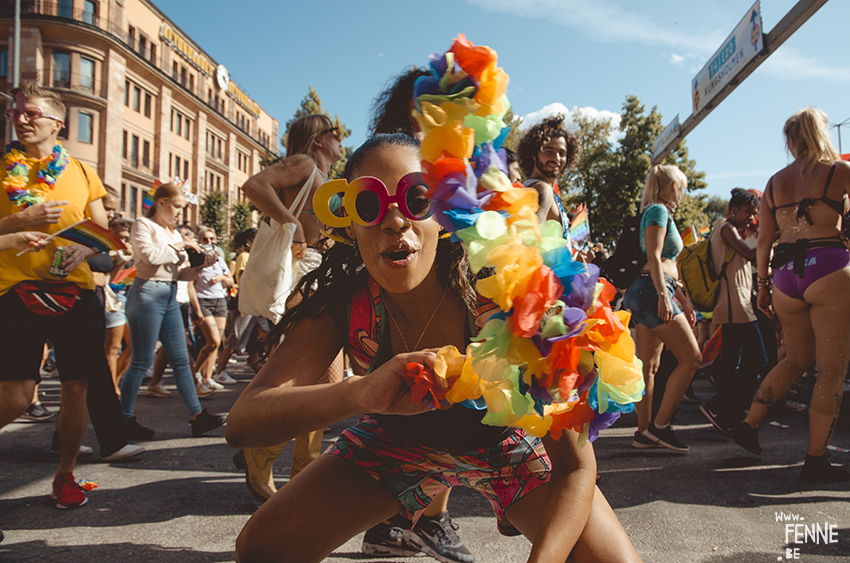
[120,183,227,438]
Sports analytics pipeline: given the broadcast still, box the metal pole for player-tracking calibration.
[12,0,19,87]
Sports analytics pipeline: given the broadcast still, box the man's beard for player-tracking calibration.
[535,157,560,181]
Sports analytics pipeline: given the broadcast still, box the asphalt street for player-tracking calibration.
[1,359,848,563]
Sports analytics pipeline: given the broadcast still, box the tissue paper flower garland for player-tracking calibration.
[406,35,644,444]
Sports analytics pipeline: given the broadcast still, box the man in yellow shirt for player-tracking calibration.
[0,83,138,509]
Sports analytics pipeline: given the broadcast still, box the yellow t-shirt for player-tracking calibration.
[0,158,106,295]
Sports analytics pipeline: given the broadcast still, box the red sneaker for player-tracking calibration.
[51,473,88,509]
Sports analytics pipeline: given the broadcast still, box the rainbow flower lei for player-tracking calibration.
[406,35,645,444]
[2,142,69,210]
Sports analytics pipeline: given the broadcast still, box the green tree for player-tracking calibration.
[501,108,523,153]
[231,201,253,234]
[704,195,729,226]
[559,95,708,246]
[199,189,229,242]
[281,87,353,179]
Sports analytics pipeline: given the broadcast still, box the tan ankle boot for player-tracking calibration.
[233,444,286,502]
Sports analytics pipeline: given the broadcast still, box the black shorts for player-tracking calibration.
[198,297,227,318]
[0,287,105,383]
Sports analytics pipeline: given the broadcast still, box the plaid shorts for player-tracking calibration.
[326,415,551,535]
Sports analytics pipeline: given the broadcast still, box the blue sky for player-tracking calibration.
[162,0,849,200]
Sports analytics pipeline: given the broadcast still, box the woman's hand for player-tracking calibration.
[355,350,440,416]
[757,286,774,318]
[657,293,675,324]
[61,244,96,273]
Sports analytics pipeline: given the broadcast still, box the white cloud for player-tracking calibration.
[463,0,721,53]
[521,103,623,145]
[670,53,685,65]
[761,48,850,83]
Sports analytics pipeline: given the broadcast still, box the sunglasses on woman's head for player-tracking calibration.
[313,173,431,228]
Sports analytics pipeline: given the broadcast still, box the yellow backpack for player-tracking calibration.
[677,229,735,313]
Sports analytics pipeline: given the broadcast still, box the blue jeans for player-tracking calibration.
[120,279,201,419]
[623,274,682,329]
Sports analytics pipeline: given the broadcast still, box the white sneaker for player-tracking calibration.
[51,444,94,456]
[213,371,238,385]
[205,378,225,390]
[101,444,145,462]
[144,364,154,378]
[196,382,215,398]
[194,372,203,385]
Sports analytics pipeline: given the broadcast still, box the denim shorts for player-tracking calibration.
[623,273,682,329]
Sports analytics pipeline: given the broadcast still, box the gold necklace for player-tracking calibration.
[384,285,449,353]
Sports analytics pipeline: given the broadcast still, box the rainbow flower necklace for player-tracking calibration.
[2,141,69,209]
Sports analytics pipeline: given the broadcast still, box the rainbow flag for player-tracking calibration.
[109,267,136,292]
[681,225,700,246]
[56,219,127,254]
[699,226,710,236]
[568,203,590,243]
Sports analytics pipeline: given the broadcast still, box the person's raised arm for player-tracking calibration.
[720,222,756,263]
[226,313,435,448]
[240,157,313,242]
[525,432,597,562]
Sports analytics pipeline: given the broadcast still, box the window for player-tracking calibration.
[132,86,141,112]
[124,80,130,106]
[217,138,222,159]
[77,111,93,143]
[80,57,95,92]
[180,67,187,87]
[122,131,127,158]
[142,140,150,168]
[172,61,179,81]
[83,1,97,25]
[128,26,136,50]
[189,74,194,93]
[144,93,151,118]
[176,113,182,137]
[217,176,221,190]
[53,52,70,88]
[184,119,190,141]
[169,153,173,177]
[174,155,181,178]
[0,50,7,78]
[149,44,156,64]
[139,36,147,57]
[131,135,139,167]
[130,186,138,217]
[183,160,189,181]
[121,183,127,212]
[58,0,73,19]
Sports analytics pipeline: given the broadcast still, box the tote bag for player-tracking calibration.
[239,166,319,324]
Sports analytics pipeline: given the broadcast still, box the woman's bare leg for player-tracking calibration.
[104,325,125,390]
[648,315,701,427]
[115,325,132,384]
[505,484,642,563]
[236,455,402,563]
[634,324,663,433]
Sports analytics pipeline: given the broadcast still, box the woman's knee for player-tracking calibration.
[235,517,315,563]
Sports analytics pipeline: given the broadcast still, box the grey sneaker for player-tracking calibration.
[20,402,55,422]
[404,511,474,563]
[361,519,422,558]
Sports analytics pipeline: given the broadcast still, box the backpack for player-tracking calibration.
[600,212,647,290]
[677,227,735,312]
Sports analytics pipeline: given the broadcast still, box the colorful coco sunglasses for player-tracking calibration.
[313,172,431,227]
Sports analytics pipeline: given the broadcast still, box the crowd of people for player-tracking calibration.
[1,59,848,563]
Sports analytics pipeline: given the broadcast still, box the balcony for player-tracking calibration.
[50,69,105,98]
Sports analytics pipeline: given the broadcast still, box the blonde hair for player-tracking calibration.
[640,164,687,212]
[10,82,66,120]
[783,108,839,171]
[285,114,333,161]
[146,183,184,226]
